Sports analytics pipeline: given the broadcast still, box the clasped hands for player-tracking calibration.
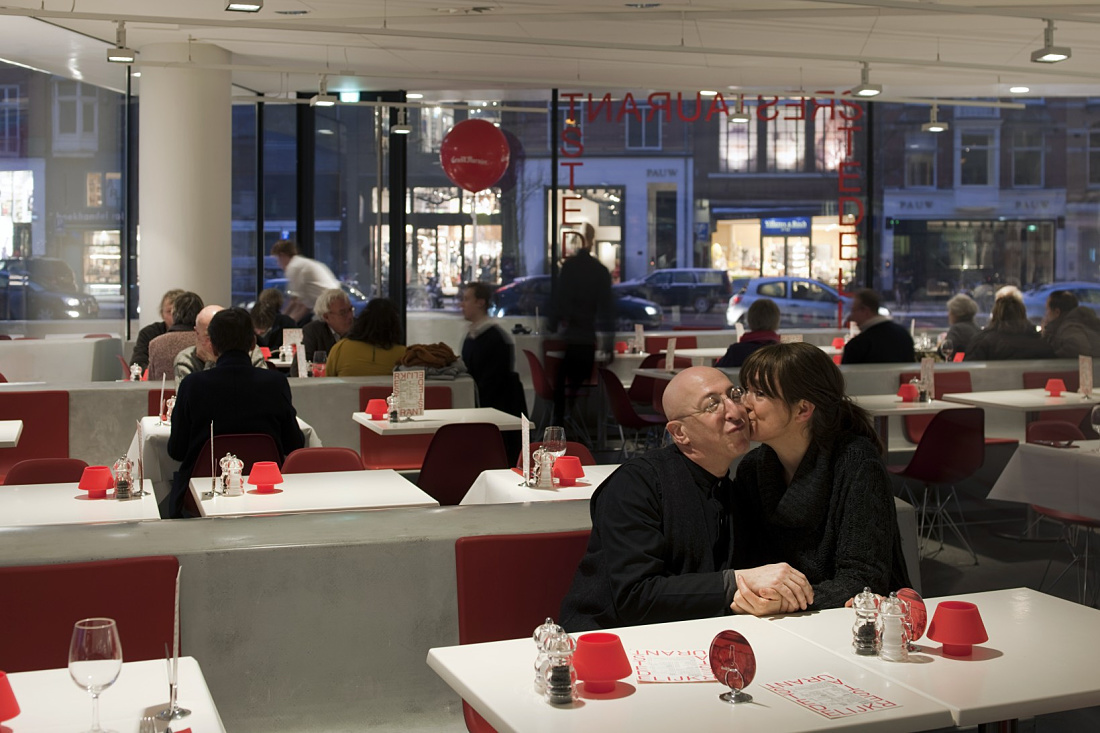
[730,563,814,616]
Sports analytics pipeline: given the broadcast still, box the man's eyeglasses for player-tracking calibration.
[673,386,744,420]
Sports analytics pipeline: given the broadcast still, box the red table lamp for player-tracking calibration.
[927,601,988,657]
[1045,378,1067,397]
[572,632,631,694]
[78,466,114,500]
[0,670,20,725]
[553,456,585,487]
[365,398,389,420]
[247,462,283,494]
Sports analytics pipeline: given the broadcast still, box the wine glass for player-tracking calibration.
[1091,406,1100,451]
[941,339,954,363]
[542,426,567,461]
[69,617,123,733]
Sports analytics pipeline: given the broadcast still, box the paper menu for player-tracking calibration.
[665,338,677,371]
[632,649,713,683]
[920,356,935,399]
[392,370,426,417]
[734,322,745,343]
[521,414,531,482]
[779,333,804,343]
[283,328,303,349]
[634,324,645,353]
[1081,356,1093,397]
[763,673,899,719]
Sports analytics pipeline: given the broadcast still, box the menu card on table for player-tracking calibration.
[920,356,935,398]
[634,324,645,353]
[1080,355,1093,397]
[665,338,677,372]
[763,673,899,719]
[392,370,426,418]
[780,333,804,343]
[632,649,713,683]
[521,414,531,481]
[734,322,745,343]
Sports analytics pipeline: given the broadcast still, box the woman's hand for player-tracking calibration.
[730,575,787,616]
[736,563,814,610]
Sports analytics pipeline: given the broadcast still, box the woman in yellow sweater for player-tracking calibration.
[326,298,407,376]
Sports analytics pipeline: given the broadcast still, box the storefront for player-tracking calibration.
[710,214,856,290]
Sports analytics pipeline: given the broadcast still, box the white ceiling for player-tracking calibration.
[4,1,1100,103]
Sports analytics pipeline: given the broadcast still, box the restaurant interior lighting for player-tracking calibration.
[1009,86,1030,94]
[850,62,882,97]
[310,76,337,107]
[1031,19,1071,63]
[729,97,750,124]
[391,107,412,135]
[107,21,136,64]
[922,103,948,133]
[226,1,263,11]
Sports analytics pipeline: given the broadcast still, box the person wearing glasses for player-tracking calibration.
[560,366,813,632]
[731,342,911,615]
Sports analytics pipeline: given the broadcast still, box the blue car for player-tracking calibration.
[1021,282,1100,323]
[727,277,853,327]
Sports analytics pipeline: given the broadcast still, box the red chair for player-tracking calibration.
[193,433,281,477]
[1023,371,1088,428]
[282,447,364,474]
[116,354,132,380]
[517,441,596,468]
[644,335,697,353]
[522,349,556,428]
[651,377,671,419]
[418,423,509,506]
[599,368,666,459]
[0,334,10,340]
[455,530,591,733]
[898,371,1016,448]
[148,389,177,417]
[889,407,985,563]
[626,352,691,409]
[0,371,6,383]
[0,391,70,482]
[0,556,179,673]
[358,386,453,470]
[3,457,89,485]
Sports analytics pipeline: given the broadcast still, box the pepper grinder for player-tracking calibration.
[852,586,881,656]
[543,632,577,705]
[878,592,910,662]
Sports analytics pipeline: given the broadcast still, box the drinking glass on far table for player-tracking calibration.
[543,426,567,461]
[940,339,954,363]
[69,617,123,733]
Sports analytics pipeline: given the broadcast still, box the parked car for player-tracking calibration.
[490,275,662,330]
[0,257,99,320]
[726,276,852,327]
[239,278,370,314]
[1021,281,1100,323]
[614,268,732,313]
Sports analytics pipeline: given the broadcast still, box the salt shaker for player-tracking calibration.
[219,453,244,496]
[852,586,881,656]
[387,393,397,423]
[129,363,143,382]
[878,592,910,662]
[164,395,177,424]
[532,617,565,693]
[543,631,577,705]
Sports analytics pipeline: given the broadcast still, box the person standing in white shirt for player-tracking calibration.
[271,239,340,326]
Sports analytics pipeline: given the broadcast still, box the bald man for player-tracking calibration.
[173,304,265,381]
[560,367,812,631]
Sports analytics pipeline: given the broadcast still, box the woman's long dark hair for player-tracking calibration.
[739,342,882,454]
[348,298,403,349]
[986,295,1032,333]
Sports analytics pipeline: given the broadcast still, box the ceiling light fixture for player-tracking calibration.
[391,107,412,135]
[107,21,136,64]
[407,93,424,99]
[226,1,263,12]
[700,90,718,97]
[729,97,751,124]
[1009,85,1030,94]
[1031,19,1071,63]
[310,76,337,107]
[339,91,360,103]
[850,62,882,97]
[922,103,948,133]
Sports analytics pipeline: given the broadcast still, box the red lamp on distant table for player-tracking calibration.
[553,456,585,487]
[247,462,283,494]
[927,600,988,657]
[0,670,20,726]
[78,466,114,500]
[1045,378,1067,397]
[366,399,389,420]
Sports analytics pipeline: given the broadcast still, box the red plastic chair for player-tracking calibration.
[644,335,697,353]
[0,371,6,383]
[651,377,671,419]
[418,423,509,506]
[117,354,132,379]
[192,433,281,476]
[455,530,591,733]
[357,386,452,470]
[0,391,70,482]
[898,371,1016,447]
[888,407,985,563]
[0,556,180,673]
[3,457,89,485]
[522,349,556,428]
[516,441,596,468]
[599,368,666,459]
[626,352,691,409]
[1023,371,1088,428]
[282,446,364,474]
[148,389,177,417]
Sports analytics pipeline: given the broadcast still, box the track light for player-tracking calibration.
[729,97,751,124]
[310,76,337,107]
[391,107,412,135]
[1031,19,1071,63]
[226,1,263,11]
[107,21,136,64]
[850,62,882,97]
[921,104,948,133]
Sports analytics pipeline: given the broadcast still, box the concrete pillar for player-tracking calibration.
[137,43,231,326]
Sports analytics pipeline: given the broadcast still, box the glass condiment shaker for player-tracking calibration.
[532,617,565,693]
[543,632,577,705]
[852,586,881,656]
[878,592,910,662]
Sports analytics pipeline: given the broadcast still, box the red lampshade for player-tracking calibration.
[897,384,918,403]
[78,466,114,500]
[614,341,628,354]
[247,462,283,494]
[552,456,585,486]
[927,600,988,657]
[1045,378,1066,397]
[366,399,389,420]
[0,670,19,722]
[832,337,846,349]
[573,632,631,694]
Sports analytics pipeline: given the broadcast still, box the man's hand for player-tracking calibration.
[736,563,813,611]
[730,575,786,616]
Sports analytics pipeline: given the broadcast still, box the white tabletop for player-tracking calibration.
[352,407,523,436]
[0,479,159,527]
[989,441,1100,520]
[772,588,1100,727]
[942,388,1100,412]
[0,418,23,447]
[850,395,973,417]
[5,656,225,733]
[461,464,618,506]
[188,468,438,517]
[427,613,954,733]
[632,367,679,382]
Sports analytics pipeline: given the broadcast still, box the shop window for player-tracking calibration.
[814,112,847,172]
[1089,126,1100,187]
[0,84,23,156]
[626,106,661,150]
[52,80,98,156]
[1012,129,1043,187]
[905,132,937,188]
[767,115,805,172]
[719,107,757,173]
[958,129,996,186]
[419,106,455,154]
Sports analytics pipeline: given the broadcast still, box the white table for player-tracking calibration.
[989,440,1100,521]
[352,407,522,436]
[942,388,1100,438]
[0,418,23,447]
[427,613,954,733]
[850,394,971,449]
[773,588,1100,728]
[187,468,438,517]
[461,464,618,506]
[5,656,225,733]
[0,479,159,527]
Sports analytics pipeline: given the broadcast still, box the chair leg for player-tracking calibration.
[936,485,979,565]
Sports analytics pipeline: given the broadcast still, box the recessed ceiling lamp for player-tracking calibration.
[1031,19,1071,63]
[226,1,262,11]
[310,76,337,107]
[729,97,751,124]
[921,103,948,133]
[700,90,718,97]
[1009,85,1030,94]
[407,93,424,99]
[850,62,882,97]
[106,21,136,64]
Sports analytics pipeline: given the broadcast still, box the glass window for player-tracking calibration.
[719,106,757,173]
[758,281,786,298]
[905,132,937,188]
[0,84,24,156]
[1090,126,1100,186]
[52,80,99,156]
[626,105,661,150]
[767,115,805,172]
[419,105,455,154]
[959,130,993,186]
[814,111,847,172]
[672,271,694,284]
[1012,129,1043,187]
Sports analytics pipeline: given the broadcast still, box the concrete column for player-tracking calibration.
[137,43,231,326]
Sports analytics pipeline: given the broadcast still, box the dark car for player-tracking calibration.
[613,268,733,313]
[239,278,370,314]
[490,275,662,330]
[0,257,99,320]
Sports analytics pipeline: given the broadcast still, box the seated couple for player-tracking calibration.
[561,342,910,631]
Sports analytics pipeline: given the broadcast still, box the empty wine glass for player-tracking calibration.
[542,426,567,460]
[1091,406,1100,451]
[69,617,123,733]
[941,339,954,363]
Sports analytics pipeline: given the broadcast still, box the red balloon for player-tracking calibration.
[439,119,511,192]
